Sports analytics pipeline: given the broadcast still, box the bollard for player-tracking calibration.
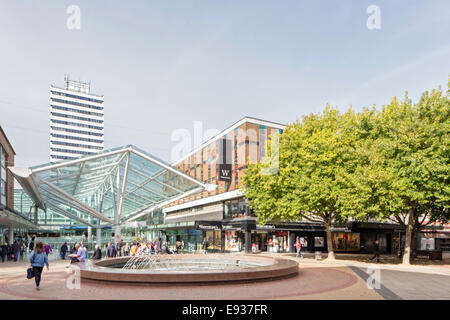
[315,251,322,260]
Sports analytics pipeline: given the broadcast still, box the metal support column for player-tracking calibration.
[9,226,14,245]
[96,221,102,248]
[221,230,226,252]
[34,205,38,225]
[244,230,252,254]
[88,226,92,243]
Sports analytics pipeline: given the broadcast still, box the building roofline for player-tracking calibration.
[171,116,287,166]
[50,84,104,99]
[0,125,16,155]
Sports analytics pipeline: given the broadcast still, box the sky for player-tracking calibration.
[0,0,449,168]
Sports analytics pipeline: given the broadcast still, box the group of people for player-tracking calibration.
[0,236,49,263]
[104,238,186,258]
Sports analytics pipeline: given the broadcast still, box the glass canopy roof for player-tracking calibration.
[10,145,211,228]
[15,189,80,226]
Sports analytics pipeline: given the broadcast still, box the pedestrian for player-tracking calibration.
[0,242,7,262]
[12,240,20,262]
[29,241,49,291]
[369,240,380,263]
[175,241,182,254]
[91,244,102,260]
[44,243,52,256]
[202,237,209,254]
[130,242,137,256]
[118,240,124,257]
[156,238,162,254]
[29,241,34,253]
[106,242,113,258]
[124,242,129,256]
[19,241,25,260]
[60,242,68,259]
[160,242,168,254]
[295,237,303,258]
[74,243,86,263]
[150,240,155,254]
[112,243,117,257]
[70,244,80,264]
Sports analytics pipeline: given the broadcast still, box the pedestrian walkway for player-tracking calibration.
[260,252,450,276]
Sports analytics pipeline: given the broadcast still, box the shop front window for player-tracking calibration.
[332,233,360,251]
[225,231,242,251]
[314,236,325,247]
[205,230,221,252]
[267,231,289,253]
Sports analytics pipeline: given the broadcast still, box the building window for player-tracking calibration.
[223,198,247,220]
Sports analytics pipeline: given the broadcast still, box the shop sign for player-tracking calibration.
[197,225,221,231]
[275,231,288,236]
[218,164,232,181]
[222,225,241,231]
[257,224,275,229]
[332,227,351,232]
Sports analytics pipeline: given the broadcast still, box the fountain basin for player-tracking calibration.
[77,254,298,284]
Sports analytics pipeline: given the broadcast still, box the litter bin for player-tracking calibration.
[315,251,322,260]
[429,250,442,260]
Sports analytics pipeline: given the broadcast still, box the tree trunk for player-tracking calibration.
[402,209,415,265]
[325,220,335,260]
[411,227,419,259]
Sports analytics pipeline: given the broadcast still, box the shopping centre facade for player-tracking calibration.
[3,118,449,255]
[139,117,430,255]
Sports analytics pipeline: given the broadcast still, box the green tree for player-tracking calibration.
[242,107,358,260]
[341,87,450,264]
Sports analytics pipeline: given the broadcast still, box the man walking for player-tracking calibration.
[1,242,7,262]
[106,243,113,258]
[60,242,68,259]
[156,238,162,254]
[12,240,20,262]
[202,237,209,254]
[369,240,380,263]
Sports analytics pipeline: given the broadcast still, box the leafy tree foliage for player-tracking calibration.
[243,83,449,264]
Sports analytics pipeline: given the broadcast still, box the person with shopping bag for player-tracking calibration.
[29,242,49,290]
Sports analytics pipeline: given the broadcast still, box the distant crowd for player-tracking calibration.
[1,235,53,263]
[2,235,210,264]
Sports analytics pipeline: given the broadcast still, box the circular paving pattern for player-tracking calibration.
[0,266,358,300]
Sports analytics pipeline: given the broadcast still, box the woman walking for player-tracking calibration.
[29,242,49,290]
[295,237,303,259]
[44,243,52,256]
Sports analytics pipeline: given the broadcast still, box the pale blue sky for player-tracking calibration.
[1,0,449,167]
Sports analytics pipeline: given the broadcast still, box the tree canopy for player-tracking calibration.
[242,83,450,263]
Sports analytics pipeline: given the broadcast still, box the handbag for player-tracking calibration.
[26,267,35,279]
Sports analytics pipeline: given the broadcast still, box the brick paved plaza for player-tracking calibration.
[1,253,449,300]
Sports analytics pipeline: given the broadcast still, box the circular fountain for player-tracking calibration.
[78,253,298,284]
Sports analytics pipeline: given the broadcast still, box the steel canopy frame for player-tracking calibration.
[10,145,212,229]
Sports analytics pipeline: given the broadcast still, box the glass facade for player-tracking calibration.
[12,145,206,228]
[0,144,6,207]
